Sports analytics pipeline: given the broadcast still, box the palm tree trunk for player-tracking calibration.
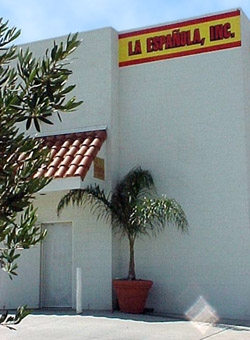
[128,235,136,280]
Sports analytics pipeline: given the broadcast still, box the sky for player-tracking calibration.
[1,0,250,44]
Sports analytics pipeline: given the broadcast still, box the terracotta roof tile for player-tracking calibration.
[35,130,107,180]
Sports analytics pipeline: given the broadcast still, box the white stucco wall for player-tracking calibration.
[20,27,115,134]
[0,190,112,311]
[0,246,40,309]
[36,191,112,310]
[116,11,250,320]
[20,26,120,190]
[0,27,119,311]
[2,9,250,321]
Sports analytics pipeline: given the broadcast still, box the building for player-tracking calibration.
[1,8,250,321]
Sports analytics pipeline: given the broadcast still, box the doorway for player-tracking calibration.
[40,222,73,308]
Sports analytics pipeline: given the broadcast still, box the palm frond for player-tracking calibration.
[112,166,154,203]
[111,167,154,217]
[57,166,188,280]
[57,185,112,223]
[131,196,188,237]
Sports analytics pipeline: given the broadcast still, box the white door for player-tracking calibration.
[41,222,72,308]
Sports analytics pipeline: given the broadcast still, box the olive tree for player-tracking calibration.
[0,18,82,327]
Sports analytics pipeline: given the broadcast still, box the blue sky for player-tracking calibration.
[1,0,250,43]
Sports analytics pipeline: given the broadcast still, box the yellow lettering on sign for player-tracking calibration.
[119,10,241,67]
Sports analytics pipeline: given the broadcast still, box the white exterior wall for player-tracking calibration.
[0,192,113,311]
[0,246,40,309]
[0,27,119,311]
[116,11,250,320]
[36,192,112,310]
[21,28,116,134]
[1,9,250,321]
[20,27,120,192]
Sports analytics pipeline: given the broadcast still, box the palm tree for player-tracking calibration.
[57,166,188,280]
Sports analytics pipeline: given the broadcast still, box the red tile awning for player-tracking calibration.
[35,130,107,180]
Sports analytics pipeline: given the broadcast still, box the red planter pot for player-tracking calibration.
[113,279,153,314]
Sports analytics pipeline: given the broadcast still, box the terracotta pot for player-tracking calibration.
[113,279,153,313]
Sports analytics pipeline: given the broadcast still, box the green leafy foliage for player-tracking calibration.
[0,306,30,330]
[14,32,82,131]
[57,166,188,280]
[57,185,112,222]
[0,17,82,277]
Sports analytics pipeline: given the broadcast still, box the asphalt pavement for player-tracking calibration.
[1,310,250,340]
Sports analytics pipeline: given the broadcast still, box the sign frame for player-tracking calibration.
[119,10,241,67]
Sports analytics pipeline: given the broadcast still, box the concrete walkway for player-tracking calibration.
[1,311,250,340]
